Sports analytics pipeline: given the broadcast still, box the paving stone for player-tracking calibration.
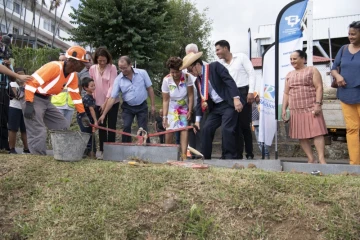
[282,162,360,175]
[103,143,179,163]
[203,159,282,171]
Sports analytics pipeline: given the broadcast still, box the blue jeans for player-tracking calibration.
[58,108,74,129]
[77,116,96,153]
[254,126,270,157]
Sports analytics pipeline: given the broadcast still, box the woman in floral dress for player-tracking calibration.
[162,57,194,160]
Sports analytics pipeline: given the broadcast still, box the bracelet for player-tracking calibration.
[315,101,322,105]
[162,116,167,119]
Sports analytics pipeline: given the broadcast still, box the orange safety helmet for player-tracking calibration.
[65,46,89,63]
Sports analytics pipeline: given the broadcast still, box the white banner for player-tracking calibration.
[259,0,308,146]
[259,45,276,146]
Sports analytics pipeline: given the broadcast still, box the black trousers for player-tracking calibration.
[0,86,10,150]
[235,86,253,158]
[96,102,119,151]
[201,101,238,159]
[157,129,165,143]
[121,101,149,143]
[188,109,207,154]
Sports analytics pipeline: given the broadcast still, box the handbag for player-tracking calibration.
[331,45,348,88]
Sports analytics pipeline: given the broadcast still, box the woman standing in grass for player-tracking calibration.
[89,47,118,159]
[162,57,194,160]
[331,21,360,165]
[282,50,327,164]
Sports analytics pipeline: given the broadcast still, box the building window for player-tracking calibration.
[1,24,6,33]
[13,2,21,14]
[43,19,56,33]
[12,27,19,34]
[3,1,22,15]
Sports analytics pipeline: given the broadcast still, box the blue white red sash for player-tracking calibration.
[196,64,209,112]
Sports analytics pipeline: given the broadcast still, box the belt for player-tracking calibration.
[35,92,50,99]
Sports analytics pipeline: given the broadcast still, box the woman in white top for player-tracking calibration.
[162,57,194,160]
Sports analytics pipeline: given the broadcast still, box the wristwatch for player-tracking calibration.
[315,101,322,105]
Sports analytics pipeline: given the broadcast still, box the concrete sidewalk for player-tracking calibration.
[14,148,349,165]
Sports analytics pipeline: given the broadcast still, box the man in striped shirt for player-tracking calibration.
[23,46,90,155]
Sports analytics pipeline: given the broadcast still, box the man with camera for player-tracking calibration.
[0,35,31,151]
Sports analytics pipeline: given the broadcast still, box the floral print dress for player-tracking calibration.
[161,73,194,129]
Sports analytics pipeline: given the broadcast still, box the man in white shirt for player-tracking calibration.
[216,40,255,159]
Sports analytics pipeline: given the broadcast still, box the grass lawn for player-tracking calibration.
[1,154,360,240]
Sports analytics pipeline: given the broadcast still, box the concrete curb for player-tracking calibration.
[103,143,180,163]
[282,162,360,175]
[203,159,283,172]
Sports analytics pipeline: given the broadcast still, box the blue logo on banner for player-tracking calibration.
[279,0,308,43]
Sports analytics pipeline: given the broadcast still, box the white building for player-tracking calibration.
[254,14,360,59]
[251,56,333,92]
[0,0,75,51]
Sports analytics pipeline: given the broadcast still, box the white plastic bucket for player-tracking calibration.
[50,130,90,161]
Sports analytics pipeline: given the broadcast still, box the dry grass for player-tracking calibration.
[1,154,360,240]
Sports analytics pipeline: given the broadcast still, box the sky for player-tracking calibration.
[67,0,359,57]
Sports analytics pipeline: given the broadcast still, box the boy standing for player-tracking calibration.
[8,68,30,154]
[77,77,98,157]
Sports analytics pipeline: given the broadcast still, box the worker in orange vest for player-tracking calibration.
[23,46,91,155]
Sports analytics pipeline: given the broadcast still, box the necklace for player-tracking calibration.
[98,65,106,76]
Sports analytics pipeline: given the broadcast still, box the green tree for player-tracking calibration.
[153,0,213,93]
[68,0,212,94]
[68,0,168,72]
[164,0,212,60]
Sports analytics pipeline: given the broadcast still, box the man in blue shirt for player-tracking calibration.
[98,56,155,143]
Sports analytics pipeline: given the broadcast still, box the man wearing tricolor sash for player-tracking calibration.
[180,52,245,159]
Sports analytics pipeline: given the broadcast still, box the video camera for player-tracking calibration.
[0,35,13,62]
[0,35,13,88]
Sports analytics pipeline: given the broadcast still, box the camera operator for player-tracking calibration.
[0,35,32,151]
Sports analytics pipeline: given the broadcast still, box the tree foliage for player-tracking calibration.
[163,0,212,60]
[12,47,60,74]
[68,0,212,92]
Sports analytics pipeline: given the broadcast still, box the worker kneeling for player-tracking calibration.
[23,46,90,155]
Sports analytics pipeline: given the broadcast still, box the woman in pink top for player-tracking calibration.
[90,47,119,159]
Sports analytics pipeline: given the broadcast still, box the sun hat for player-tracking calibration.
[180,52,203,70]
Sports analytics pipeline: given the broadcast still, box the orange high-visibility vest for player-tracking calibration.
[25,61,85,113]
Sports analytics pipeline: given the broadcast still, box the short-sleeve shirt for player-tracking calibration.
[161,72,193,103]
[9,81,23,109]
[331,45,360,104]
[111,68,152,106]
[82,94,96,123]
[155,116,165,131]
